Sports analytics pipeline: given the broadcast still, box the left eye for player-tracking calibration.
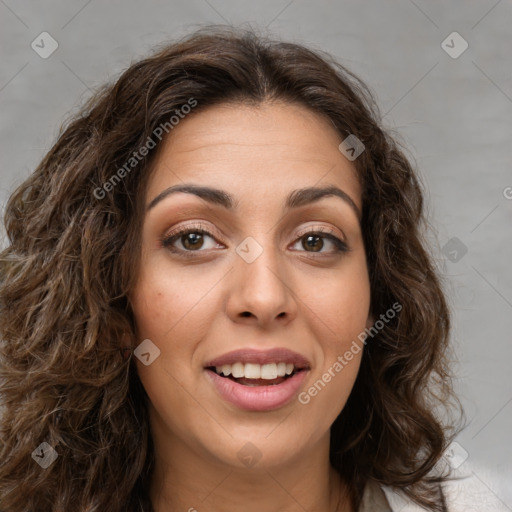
[291,232,348,253]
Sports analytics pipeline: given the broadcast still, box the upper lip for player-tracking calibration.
[204,348,311,369]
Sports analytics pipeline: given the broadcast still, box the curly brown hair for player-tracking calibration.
[0,26,461,511]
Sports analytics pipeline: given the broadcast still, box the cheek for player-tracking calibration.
[130,285,208,378]
[130,257,216,342]
[130,269,211,435]
[296,350,362,440]
[309,262,371,339]
[297,261,369,411]
[129,260,221,409]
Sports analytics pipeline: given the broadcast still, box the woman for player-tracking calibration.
[0,27,462,511]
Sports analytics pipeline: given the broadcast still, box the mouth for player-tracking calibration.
[203,348,311,411]
[205,362,307,387]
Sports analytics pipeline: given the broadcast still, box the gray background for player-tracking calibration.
[1,0,511,508]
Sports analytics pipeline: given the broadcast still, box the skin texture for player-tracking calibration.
[129,101,373,512]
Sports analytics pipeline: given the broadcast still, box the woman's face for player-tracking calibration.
[130,101,372,471]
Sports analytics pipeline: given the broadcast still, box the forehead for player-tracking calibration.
[147,101,362,210]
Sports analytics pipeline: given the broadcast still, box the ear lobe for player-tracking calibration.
[120,331,132,349]
[120,331,133,361]
[365,313,375,330]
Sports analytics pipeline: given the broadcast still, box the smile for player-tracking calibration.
[203,347,311,411]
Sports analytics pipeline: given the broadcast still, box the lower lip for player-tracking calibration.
[205,369,308,411]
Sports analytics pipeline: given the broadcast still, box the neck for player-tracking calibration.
[148,416,354,512]
[151,462,352,512]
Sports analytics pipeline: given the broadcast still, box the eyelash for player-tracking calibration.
[161,223,349,259]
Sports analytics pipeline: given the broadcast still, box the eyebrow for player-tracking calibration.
[147,183,361,220]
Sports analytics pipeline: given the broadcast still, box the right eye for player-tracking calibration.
[161,224,225,256]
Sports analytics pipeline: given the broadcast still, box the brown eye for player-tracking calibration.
[291,230,349,255]
[302,234,324,252]
[162,226,223,257]
[181,232,204,250]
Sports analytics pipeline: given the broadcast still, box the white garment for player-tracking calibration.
[359,462,511,512]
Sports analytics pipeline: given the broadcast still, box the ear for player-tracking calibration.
[120,331,133,361]
[120,331,132,349]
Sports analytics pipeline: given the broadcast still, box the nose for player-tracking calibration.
[224,236,298,328]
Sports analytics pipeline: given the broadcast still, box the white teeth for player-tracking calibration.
[214,362,299,379]
[244,363,261,379]
[261,363,277,380]
[231,362,244,378]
